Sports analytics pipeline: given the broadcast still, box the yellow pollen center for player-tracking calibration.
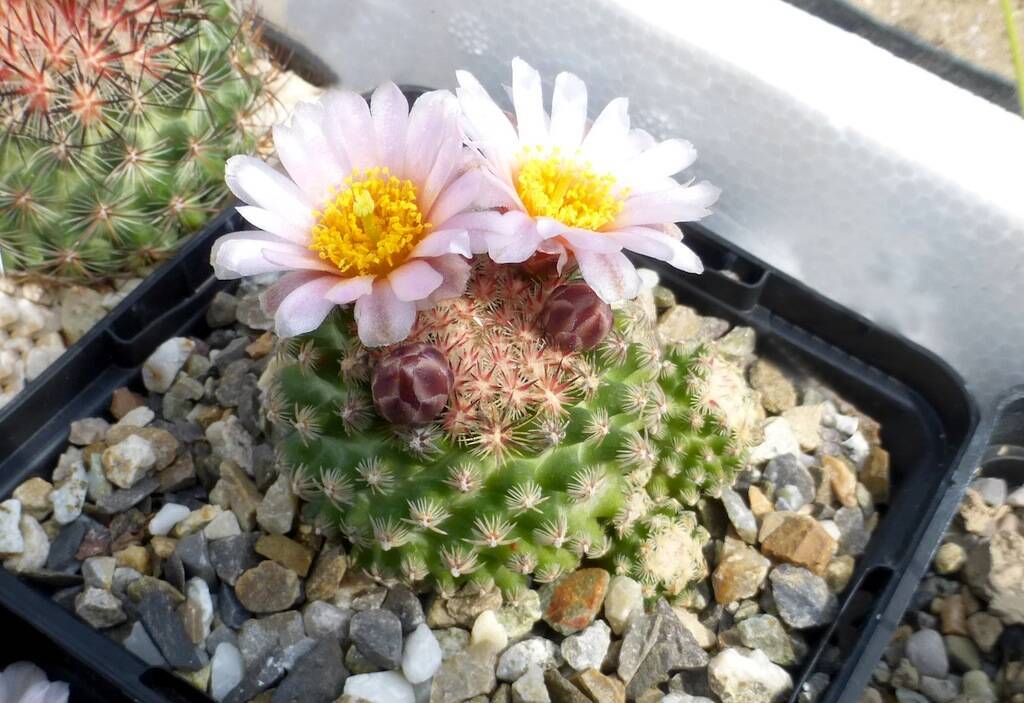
[515,146,625,231]
[309,166,430,277]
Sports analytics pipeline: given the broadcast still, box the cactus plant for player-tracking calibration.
[0,0,277,282]
[272,259,744,598]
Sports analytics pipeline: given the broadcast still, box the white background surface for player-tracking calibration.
[264,0,1024,408]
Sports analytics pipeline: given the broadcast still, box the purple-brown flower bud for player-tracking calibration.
[539,283,614,353]
[372,343,453,426]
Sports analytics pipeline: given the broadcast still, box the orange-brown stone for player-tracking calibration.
[540,568,610,635]
[760,513,837,575]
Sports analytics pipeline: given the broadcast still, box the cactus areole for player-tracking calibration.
[271,260,743,598]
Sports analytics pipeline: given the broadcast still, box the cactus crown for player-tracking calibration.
[0,0,276,282]
[273,259,745,598]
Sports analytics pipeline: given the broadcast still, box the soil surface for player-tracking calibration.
[849,0,1022,80]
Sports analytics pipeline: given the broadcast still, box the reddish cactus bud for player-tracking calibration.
[539,283,614,352]
[372,343,454,426]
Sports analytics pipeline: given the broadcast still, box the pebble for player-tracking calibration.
[720,487,758,543]
[749,360,797,414]
[238,611,305,670]
[304,600,351,641]
[344,671,415,703]
[540,568,609,635]
[970,478,1007,507]
[918,675,958,703]
[75,586,127,629]
[206,417,255,474]
[962,670,997,702]
[4,514,49,573]
[707,647,792,703]
[208,532,261,585]
[769,564,839,629]
[306,544,347,601]
[1007,485,1024,508]
[429,645,498,702]
[185,577,215,642]
[114,405,155,429]
[383,584,425,634]
[498,638,561,681]
[50,464,89,524]
[149,503,191,536]
[860,447,890,504]
[203,510,242,540]
[512,665,550,703]
[143,337,195,393]
[764,454,816,505]
[136,589,204,670]
[0,499,24,555]
[944,634,981,672]
[470,610,509,653]
[774,484,807,512]
[736,614,796,665]
[257,473,297,534]
[934,542,967,576]
[274,637,348,703]
[435,628,470,661]
[175,531,217,586]
[749,418,801,465]
[603,575,644,635]
[834,506,870,556]
[544,669,590,703]
[13,478,54,520]
[234,560,301,613]
[349,608,404,670]
[102,435,157,489]
[760,512,837,576]
[561,621,611,672]
[712,539,770,604]
[906,629,949,678]
[82,556,116,589]
[218,581,251,630]
[210,642,245,702]
[255,534,314,576]
[125,621,168,667]
[573,669,625,703]
[403,623,442,684]
[618,599,708,699]
[966,611,1003,652]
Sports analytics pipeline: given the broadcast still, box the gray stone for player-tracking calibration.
[222,654,287,703]
[905,629,948,678]
[383,585,425,634]
[560,621,611,672]
[618,599,709,699]
[206,292,239,328]
[218,581,251,629]
[136,589,204,671]
[236,295,273,330]
[46,517,88,572]
[774,484,808,512]
[206,416,254,473]
[96,476,159,515]
[943,635,981,673]
[124,620,168,667]
[769,564,839,629]
[257,473,297,535]
[429,646,498,703]
[720,487,758,543]
[206,624,239,656]
[74,586,127,629]
[273,638,348,703]
[238,611,306,671]
[174,531,217,586]
[498,638,561,682]
[511,666,549,703]
[304,600,352,641]
[764,454,816,504]
[918,675,959,703]
[735,614,797,665]
[834,507,870,556]
[209,532,260,585]
[349,608,404,670]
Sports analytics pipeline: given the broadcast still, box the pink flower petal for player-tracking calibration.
[511,57,547,146]
[354,281,418,347]
[273,101,347,204]
[575,249,642,303]
[322,89,378,172]
[405,90,460,187]
[371,82,409,177]
[225,156,312,226]
[423,254,472,305]
[580,97,631,170]
[613,181,720,228]
[419,134,462,214]
[324,275,375,304]
[549,71,587,150]
[211,231,315,279]
[609,226,703,271]
[260,248,338,274]
[486,211,544,263]
[274,275,340,338]
[440,211,507,254]
[235,206,309,244]
[535,217,568,240]
[428,169,481,225]
[409,228,471,258]
[388,259,444,302]
[559,228,623,254]
[456,69,519,180]
[261,271,324,314]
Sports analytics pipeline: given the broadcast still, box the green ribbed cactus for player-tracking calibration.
[0,0,275,282]
[272,260,743,597]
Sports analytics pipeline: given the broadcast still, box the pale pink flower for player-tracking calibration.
[211,84,491,346]
[456,58,719,303]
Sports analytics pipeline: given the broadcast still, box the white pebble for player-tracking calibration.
[832,413,859,436]
[114,406,155,429]
[402,623,442,684]
[841,432,870,467]
[604,575,644,635]
[82,556,117,590]
[561,621,611,672]
[186,578,214,642]
[143,337,195,393]
[344,671,415,703]
[148,503,191,536]
[0,499,24,556]
[203,511,241,540]
[210,642,244,702]
[470,610,508,653]
[3,515,49,573]
[50,461,88,525]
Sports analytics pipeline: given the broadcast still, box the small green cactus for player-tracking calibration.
[0,0,277,282]
[272,260,743,597]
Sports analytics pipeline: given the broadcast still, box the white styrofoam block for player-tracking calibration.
[266,0,1024,405]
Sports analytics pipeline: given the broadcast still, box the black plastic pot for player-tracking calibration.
[0,90,988,703]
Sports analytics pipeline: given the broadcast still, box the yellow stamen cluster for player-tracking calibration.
[515,146,624,232]
[309,167,430,277]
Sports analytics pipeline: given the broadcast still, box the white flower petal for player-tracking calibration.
[614,181,720,228]
[560,229,623,254]
[423,254,472,305]
[419,134,462,215]
[211,231,316,279]
[575,249,642,303]
[511,57,547,147]
[354,281,418,347]
[580,97,630,170]
[322,89,378,172]
[610,226,704,272]
[235,206,310,244]
[260,248,338,274]
[428,169,481,226]
[261,271,322,314]
[274,101,347,204]
[371,82,410,178]
[549,71,588,150]
[441,211,507,254]
[324,275,375,304]
[225,156,312,225]
[388,259,444,302]
[409,228,471,258]
[456,69,519,179]
[405,90,460,188]
[487,211,544,263]
[274,275,340,337]
[617,139,697,191]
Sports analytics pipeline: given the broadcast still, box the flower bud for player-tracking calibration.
[372,343,453,426]
[539,283,613,352]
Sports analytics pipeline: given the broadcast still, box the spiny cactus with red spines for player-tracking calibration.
[271,260,744,597]
[0,0,278,282]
